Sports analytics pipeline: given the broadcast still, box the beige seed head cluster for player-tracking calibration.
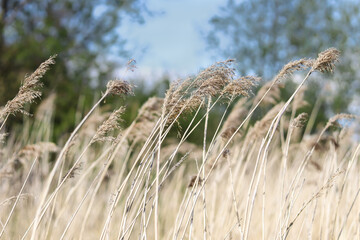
[163,60,258,126]
[291,113,309,128]
[0,55,56,120]
[222,76,260,98]
[274,58,313,82]
[92,107,125,143]
[325,113,358,130]
[165,96,204,127]
[312,48,340,73]
[163,79,204,126]
[195,60,235,97]
[106,80,134,96]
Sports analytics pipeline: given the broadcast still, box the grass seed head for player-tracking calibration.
[274,58,314,82]
[92,107,125,143]
[222,76,260,98]
[106,80,134,96]
[164,79,205,126]
[0,55,57,120]
[312,48,340,73]
[322,113,358,133]
[291,113,309,128]
[195,60,235,97]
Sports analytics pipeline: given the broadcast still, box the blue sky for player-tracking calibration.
[116,0,224,80]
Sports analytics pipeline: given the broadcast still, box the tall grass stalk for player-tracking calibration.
[3,48,360,239]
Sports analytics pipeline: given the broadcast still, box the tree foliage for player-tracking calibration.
[208,0,360,78]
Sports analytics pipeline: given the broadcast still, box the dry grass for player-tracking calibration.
[1,48,360,240]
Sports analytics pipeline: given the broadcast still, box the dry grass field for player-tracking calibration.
[1,48,360,239]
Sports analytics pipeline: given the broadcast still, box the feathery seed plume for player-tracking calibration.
[222,76,260,98]
[0,55,56,120]
[92,107,125,143]
[312,48,340,73]
[195,60,235,97]
[274,58,313,82]
[291,113,309,128]
[164,79,204,126]
[164,60,255,126]
[325,113,358,130]
[106,80,134,96]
